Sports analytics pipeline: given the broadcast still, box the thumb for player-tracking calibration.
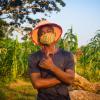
[46,53,53,59]
[46,52,50,58]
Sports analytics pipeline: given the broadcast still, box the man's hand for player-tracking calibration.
[39,55,55,70]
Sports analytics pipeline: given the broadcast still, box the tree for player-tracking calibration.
[0,0,66,41]
[0,19,9,39]
[0,0,65,26]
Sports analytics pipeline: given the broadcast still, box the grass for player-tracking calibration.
[0,79,38,100]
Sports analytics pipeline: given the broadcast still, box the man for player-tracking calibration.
[28,21,75,100]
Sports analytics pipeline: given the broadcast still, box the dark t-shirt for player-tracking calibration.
[28,48,75,99]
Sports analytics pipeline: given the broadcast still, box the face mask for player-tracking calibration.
[39,32,55,45]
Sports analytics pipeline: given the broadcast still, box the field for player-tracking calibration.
[0,79,37,100]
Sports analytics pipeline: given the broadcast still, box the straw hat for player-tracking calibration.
[30,20,62,46]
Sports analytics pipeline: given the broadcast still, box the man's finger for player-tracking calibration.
[41,58,46,62]
[46,53,50,58]
[39,61,45,65]
[39,62,43,66]
[44,52,51,58]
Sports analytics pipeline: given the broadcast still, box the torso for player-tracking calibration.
[33,48,71,97]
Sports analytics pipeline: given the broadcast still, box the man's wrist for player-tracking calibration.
[49,65,57,72]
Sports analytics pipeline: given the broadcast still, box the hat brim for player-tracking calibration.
[30,23,62,46]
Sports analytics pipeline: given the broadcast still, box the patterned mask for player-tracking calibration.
[39,32,55,45]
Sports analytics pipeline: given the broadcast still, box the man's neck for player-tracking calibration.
[41,44,58,56]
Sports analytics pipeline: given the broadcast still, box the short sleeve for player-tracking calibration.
[28,53,40,74]
[64,52,75,71]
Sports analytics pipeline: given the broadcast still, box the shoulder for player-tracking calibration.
[28,50,41,61]
[60,49,76,63]
[60,49,74,57]
[62,49,76,63]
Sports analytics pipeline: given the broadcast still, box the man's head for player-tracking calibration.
[30,20,62,46]
[38,25,56,46]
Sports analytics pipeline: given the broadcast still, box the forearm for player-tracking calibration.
[31,77,61,89]
[50,66,74,84]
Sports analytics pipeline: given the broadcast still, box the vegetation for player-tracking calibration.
[0,0,99,99]
[60,27,78,53]
[0,38,40,81]
[77,30,100,82]
[0,25,99,82]
[0,79,37,100]
[0,27,99,99]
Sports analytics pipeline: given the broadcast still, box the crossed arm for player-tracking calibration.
[30,72,61,89]
[30,68,75,90]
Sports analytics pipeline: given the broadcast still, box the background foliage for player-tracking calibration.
[0,0,99,83]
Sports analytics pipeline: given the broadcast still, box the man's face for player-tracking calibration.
[38,25,54,38]
[38,25,55,45]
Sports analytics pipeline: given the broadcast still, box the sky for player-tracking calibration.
[30,0,100,47]
[3,0,100,47]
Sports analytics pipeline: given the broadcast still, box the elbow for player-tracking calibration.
[68,73,75,85]
[65,76,75,85]
[33,81,40,89]
[68,78,74,85]
[33,84,38,89]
